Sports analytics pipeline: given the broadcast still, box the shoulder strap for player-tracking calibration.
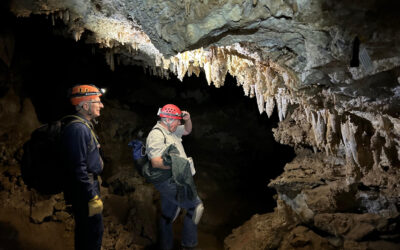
[62,115,99,145]
[152,127,166,144]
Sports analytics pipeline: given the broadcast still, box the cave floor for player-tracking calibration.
[0,155,273,249]
[0,207,74,250]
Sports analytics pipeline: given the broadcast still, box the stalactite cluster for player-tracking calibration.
[162,46,296,122]
[145,45,400,184]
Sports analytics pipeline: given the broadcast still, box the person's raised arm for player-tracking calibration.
[182,111,192,135]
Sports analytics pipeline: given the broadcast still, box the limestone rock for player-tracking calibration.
[114,230,133,250]
[314,213,389,241]
[53,211,71,222]
[280,226,335,250]
[224,212,292,250]
[30,198,57,224]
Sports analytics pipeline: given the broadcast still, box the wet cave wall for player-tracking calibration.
[0,7,293,250]
[1,0,400,249]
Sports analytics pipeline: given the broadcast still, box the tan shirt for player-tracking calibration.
[146,122,187,159]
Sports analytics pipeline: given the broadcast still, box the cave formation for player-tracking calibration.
[1,0,400,250]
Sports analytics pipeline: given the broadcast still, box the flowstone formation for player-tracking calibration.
[8,0,400,249]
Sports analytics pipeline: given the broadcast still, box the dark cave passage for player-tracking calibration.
[1,11,295,249]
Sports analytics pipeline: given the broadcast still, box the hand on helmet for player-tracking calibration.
[181,111,190,121]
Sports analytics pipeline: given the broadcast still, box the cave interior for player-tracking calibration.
[1,1,400,250]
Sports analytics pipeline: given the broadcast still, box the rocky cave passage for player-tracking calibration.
[2,0,400,249]
[0,7,294,250]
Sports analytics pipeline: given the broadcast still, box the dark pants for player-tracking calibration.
[71,201,104,250]
[67,178,103,250]
[154,178,202,250]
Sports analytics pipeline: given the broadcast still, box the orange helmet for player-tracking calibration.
[70,84,103,105]
[157,104,182,120]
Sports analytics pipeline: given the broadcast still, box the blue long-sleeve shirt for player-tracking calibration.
[62,117,103,202]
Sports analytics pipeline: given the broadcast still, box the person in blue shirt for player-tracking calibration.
[62,84,105,250]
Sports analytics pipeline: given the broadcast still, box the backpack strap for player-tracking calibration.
[152,127,166,144]
[62,115,99,145]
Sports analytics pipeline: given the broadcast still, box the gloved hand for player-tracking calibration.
[88,195,103,217]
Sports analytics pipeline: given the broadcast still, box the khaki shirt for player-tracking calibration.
[146,122,187,159]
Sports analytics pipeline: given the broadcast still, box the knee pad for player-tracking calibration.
[162,207,181,224]
[172,207,181,223]
[192,203,204,225]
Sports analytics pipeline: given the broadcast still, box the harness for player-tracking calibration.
[63,115,99,146]
[63,115,101,184]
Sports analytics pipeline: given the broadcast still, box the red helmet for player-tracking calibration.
[158,104,182,120]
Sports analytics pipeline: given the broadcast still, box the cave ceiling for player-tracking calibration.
[7,1,400,190]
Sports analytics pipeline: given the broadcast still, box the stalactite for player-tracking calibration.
[204,61,212,85]
[275,88,289,121]
[242,82,250,96]
[155,55,162,67]
[281,92,289,119]
[74,31,80,41]
[210,49,228,88]
[304,106,311,123]
[320,109,328,125]
[196,48,205,68]
[254,66,266,114]
[249,84,255,98]
[325,110,339,154]
[171,56,179,75]
[328,111,337,134]
[310,110,326,149]
[73,29,84,42]
[186,52,195,77]
[106,49,115,71]
[132,42,138,51]
[162,58,171,70]
[341,118,359,165]
[105,38,111,48]
[265,96,275,118]
[255,83,265,114]
[176,52,188,81]
[276,91,283,121]
[64,10,69,23]
[187,62,193,77]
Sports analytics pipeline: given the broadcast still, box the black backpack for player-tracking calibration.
[128,127,166,182]
[21,115,96,195]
